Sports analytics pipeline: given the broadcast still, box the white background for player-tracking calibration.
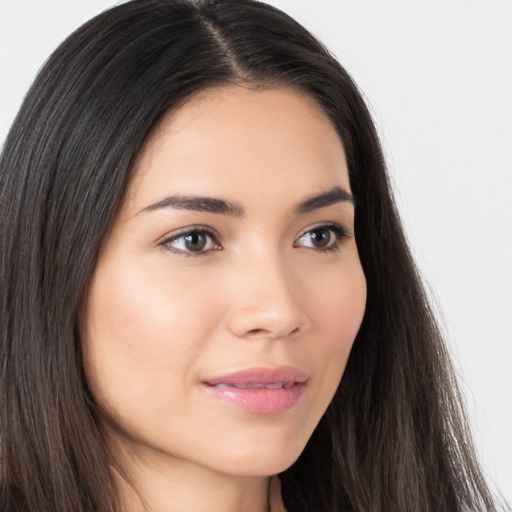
[1,0,510,505]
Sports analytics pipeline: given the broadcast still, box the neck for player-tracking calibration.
[112,447,271,512]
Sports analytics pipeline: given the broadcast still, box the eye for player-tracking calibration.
[294,224,347,252]
[160,227,221,256]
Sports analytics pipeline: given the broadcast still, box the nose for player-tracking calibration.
[226,254,311,340]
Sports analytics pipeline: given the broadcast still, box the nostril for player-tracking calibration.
[245,326,301,340]
[227,303,310,340]
[247,328,265,337]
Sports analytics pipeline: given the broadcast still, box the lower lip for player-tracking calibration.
[204,383,306,414]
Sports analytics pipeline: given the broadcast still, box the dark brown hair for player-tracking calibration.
[0,1,505,511]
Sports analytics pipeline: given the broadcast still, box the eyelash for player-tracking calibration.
[159,225,221,257]
[293,223,348,253]
[159,223,349,257]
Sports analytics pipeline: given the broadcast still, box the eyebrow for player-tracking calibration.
[140,186,354,217]
[295,186,354,214]
[141,195,244,217]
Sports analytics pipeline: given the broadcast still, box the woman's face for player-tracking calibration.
[83,86,366,478]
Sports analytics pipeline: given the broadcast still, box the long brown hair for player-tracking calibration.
[0,1,505,510]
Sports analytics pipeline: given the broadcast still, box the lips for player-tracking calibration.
[203,366,308,414]
[213,382,295,389]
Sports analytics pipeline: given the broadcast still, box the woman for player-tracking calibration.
[0,0,506,511]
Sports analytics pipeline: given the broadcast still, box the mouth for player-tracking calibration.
[211,381,296,389]
[203,366,308,414]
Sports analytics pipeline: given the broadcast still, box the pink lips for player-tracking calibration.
[203,366,308,414]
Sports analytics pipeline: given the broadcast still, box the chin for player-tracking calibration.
[210,436,308,478]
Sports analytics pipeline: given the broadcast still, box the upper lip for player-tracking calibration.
[204,365,308,387]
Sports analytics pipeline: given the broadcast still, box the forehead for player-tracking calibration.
[125,86,350,214]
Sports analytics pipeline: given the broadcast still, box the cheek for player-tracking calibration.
[309,259,366,393]
[312,259,366,353]
[284,258,366,441]
[82,258,220,406]
[88,258,215,343]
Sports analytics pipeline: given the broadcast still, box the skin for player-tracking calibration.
[83,86,367,512]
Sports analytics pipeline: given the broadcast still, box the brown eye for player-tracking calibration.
[308,228,332,248]
[295,225,347,251]
[183,232,208,251]
[162,228,219,255]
